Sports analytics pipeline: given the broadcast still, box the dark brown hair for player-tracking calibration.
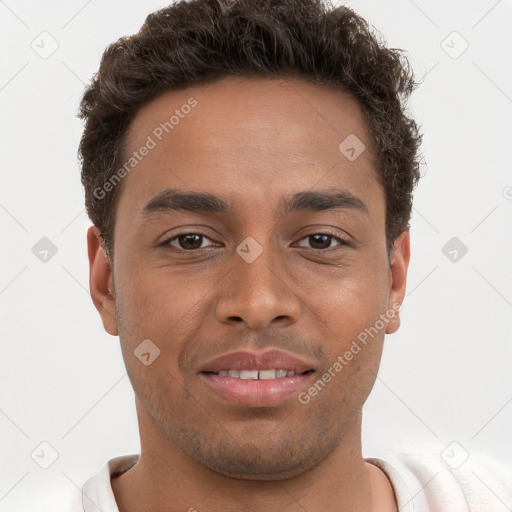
[79,0,422,260]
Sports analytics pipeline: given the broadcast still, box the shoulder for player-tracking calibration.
[81,454,139,512]
[367,448,511,511]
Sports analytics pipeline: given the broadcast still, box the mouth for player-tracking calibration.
[202,368,314,379]
[198,349,316,407]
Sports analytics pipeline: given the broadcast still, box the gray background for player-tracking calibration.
[0,0,511,510]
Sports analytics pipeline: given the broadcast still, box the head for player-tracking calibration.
[82,0,421,480]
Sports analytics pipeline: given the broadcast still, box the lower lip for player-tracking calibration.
[199,372,315,407]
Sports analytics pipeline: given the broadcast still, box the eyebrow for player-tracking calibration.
[278,187,368,217]
[141,187,369,219]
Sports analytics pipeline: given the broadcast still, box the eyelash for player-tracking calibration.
[161,231,350,252]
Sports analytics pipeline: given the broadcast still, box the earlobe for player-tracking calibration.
[385,229,410,335]
[87,226,119,336]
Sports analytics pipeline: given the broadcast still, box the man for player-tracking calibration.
[77,0,510,510]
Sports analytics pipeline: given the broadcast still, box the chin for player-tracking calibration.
[184,434,331,481]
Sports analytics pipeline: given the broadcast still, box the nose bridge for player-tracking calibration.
[215,235,300,329]
[235,239,280,295]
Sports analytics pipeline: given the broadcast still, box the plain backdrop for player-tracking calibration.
[1,0,511,510]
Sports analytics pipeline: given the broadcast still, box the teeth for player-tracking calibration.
[240,370,259,380]
[215,369,298,380]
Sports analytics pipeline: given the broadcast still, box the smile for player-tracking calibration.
[208,369,305,379]
[198,348,317,406]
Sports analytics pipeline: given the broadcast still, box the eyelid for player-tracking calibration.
[161,230,219,249]
[161,229,351,252]
[293,231,350,249]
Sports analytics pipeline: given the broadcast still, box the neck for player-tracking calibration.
[112,407,394,512]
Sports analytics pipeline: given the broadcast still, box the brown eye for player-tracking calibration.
[166,233,214,250]
[296,233,348,250]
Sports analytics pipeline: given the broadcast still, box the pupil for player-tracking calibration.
[180,234,202,250]
[310,234,331,249]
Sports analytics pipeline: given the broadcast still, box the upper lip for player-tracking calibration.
[198,349,316,374]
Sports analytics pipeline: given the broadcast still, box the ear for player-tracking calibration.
[87,225,118,336]
[385,229,410,334]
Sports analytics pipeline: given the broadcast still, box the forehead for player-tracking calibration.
[118,76,382,219]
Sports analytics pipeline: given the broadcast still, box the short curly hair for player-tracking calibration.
[79,0,422,260]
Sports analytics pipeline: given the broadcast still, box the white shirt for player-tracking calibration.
[76,452,511,511]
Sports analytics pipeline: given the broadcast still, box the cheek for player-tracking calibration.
[305,254,390,390]
[116,263,207,333]
[308,259,390,337]
[309,322,385,419]
[113,264,218,390]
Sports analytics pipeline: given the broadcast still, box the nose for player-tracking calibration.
[215,247,301,331]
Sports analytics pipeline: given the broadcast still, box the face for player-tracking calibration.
[88,76,409,480]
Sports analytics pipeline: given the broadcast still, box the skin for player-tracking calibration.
[87,76,409,512]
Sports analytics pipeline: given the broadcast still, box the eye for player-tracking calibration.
[163,232,219,251]
[295,233,349,250]
[162,231,349,252]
